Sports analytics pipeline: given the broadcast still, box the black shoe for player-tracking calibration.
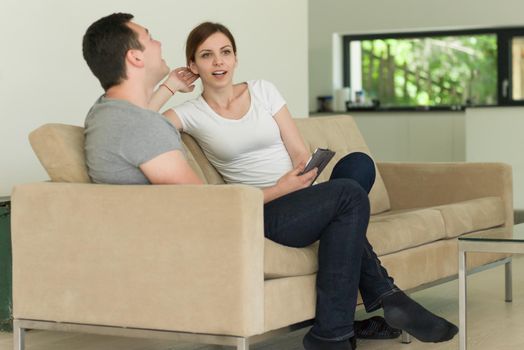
[303,330,356,350]
[354,316,401,339]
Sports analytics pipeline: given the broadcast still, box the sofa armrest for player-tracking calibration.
[11,182,264,337]
[377,162,513,226]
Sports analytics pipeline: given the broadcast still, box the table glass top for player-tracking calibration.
[459,223,524,242]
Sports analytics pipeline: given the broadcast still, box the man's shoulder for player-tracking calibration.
[87,97,156,124]
[85,97,177,134]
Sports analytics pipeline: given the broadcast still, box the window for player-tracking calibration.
[342,27,524,110]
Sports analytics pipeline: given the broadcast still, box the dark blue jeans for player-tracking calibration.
[264,152,397,341]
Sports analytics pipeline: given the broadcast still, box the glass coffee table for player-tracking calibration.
[458,224,524,350]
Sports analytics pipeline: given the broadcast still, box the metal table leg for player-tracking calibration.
[458,247,467,350]
[505,260,513,302]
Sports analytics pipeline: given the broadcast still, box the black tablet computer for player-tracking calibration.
[300,148,336,183]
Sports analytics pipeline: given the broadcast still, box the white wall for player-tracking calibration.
[0,0,308,196]
[466,107,524,209]
[352,112,465,162]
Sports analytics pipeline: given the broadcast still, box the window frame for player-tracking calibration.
[342,26,524,110]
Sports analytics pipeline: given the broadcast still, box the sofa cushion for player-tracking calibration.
[294,116,391,215]
[378,238,509,291]
[181,133,224,184]
[263,196,505,278]
[264,239,318,279]
[435,196,505,238]
[263,208,446,278]
[367,208,446,256]
[29,124,91,183]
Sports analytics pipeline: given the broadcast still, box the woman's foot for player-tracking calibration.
[382,291,458,343]
[303,330,356,350]
[354,316,401,339]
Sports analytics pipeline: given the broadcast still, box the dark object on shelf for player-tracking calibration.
[0,197,12,332]
[317,95,333,112]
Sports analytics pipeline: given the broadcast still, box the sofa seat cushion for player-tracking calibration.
[367,208,447,256]
[435,196,505,238]
[29,124,91,183]
[264,239,319,279]
[369,196,505,254]
[263,196,506,279]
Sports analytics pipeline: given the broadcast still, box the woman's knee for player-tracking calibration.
[330,152,376,193]
[333,152,375,175]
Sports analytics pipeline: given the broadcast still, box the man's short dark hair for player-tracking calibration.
[82,13,144,91]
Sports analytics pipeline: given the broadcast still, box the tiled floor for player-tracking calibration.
[1,256,523,350]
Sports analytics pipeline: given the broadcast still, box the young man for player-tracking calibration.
[82,13,458,350]
[82,13,202,185]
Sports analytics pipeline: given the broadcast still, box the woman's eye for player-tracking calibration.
[223,50,231,55]
[201,53,210,58]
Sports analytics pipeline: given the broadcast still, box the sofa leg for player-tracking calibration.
[13,320,25,350]
[236,337,249,350]
[401,331,411,344]
[505,260,513,302]
[237,338,249,350]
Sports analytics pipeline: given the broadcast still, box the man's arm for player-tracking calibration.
[139,150,203,184]
[163,108,183,131]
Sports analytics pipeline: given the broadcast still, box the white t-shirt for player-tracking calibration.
[174,80,293,188]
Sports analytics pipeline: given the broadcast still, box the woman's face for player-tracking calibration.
[189,32,237,88]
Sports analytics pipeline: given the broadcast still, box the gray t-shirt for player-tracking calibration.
[84,96,183,184]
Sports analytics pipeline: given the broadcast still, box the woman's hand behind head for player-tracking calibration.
[166,67,199,93]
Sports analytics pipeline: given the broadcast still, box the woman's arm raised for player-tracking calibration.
[148,67,198,112]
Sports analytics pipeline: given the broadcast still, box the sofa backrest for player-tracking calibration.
[180,133,224,185]
[29,115,391,214]
[294,116,391,214]
[161,116,392,214]
[29,124,91,183]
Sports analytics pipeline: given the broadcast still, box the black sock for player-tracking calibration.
[382,291,458,343]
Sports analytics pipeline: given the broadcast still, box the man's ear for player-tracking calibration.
[126,49,145,68]
[188,61,198,75]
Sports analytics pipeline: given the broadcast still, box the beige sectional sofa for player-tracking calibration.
[11,115,512,350]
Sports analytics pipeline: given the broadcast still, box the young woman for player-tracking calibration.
[158,22,458,350]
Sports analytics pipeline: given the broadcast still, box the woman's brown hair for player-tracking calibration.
[185,22,237,66]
